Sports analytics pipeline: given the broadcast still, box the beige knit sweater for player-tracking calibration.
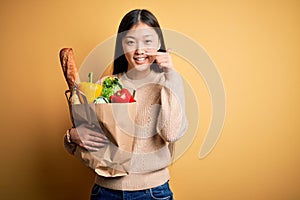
[64,69,188,190]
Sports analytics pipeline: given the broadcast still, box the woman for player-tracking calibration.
[64,9,188,200]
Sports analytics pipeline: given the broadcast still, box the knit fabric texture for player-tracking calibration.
[64,69,188,190]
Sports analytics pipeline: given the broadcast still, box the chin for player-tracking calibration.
[135,64,150,71]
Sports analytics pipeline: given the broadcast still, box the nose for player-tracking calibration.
[135,41,145,54]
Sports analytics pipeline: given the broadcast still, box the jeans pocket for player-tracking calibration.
[90,184,102,198]
[149,182,173,200]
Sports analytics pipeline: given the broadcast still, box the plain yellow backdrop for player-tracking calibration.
[0,0,299,199]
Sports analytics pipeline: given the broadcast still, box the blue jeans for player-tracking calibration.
[90,181,174,200]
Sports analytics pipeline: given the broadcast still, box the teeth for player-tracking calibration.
[135,57,145,61]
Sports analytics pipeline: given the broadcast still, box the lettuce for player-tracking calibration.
[101,77,122,99]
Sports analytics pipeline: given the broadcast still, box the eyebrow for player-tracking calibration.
[124,34,154,39]
[124,36,135,39]
[143,34,154,37]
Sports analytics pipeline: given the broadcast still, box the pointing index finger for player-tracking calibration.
[145,51,168,56]
[145,52,158,56]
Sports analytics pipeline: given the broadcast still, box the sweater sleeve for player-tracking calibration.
[63,132,77,155]
[156,69,188,142]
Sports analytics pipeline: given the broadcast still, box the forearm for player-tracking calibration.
[157,69,188,142]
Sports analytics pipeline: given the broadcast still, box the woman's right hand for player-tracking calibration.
[69,124,109,152]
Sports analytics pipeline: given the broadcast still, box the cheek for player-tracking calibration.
[124,51,134,62]
[122,43,133,59]
[148,56,156,64]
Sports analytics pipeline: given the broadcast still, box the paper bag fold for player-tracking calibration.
[71,102,136,177]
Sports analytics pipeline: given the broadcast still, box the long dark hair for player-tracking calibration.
[113,9,166,75]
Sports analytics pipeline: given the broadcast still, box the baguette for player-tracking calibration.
[59,48,83,106]
[59,48,80,89]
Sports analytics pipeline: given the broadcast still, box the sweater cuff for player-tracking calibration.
[63,133,77,155]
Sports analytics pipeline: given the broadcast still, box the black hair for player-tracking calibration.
[113,9,166,75]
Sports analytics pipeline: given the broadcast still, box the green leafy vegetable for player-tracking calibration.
[101,77,122,99]
[93,96,109,104]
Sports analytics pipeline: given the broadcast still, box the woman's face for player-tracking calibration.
[122,23,160,72]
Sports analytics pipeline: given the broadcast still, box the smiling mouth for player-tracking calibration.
[133,56,149,64]
[134,57,147,61]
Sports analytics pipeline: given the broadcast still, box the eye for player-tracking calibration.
[126,40,135,46]
[145,40,152,44]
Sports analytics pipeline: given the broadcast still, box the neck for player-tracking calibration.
[126,67,151,80]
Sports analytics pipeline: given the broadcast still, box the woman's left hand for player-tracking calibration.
[146,49,174,72]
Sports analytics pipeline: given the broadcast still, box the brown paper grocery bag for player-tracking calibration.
[74,142,132,177]
[71,102,136,177]
[95,103,136,152]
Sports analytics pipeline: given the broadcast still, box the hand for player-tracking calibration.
[146,49,174,72]
[69,124,109,152]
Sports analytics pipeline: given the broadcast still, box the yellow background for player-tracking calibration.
[1,0,299,199]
